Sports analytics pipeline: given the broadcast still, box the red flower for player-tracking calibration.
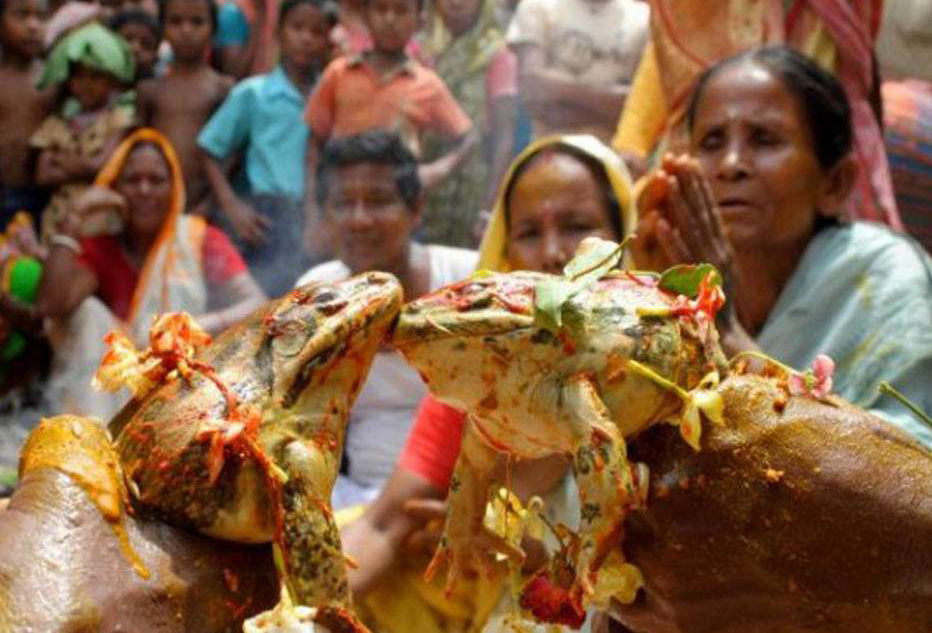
[788,354,835,399]
[519,572,587,629]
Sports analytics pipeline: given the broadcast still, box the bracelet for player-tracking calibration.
[50,233,81,255]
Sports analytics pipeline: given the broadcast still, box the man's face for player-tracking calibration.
[364,0,419,54]
[323,162,420,274]
[0,0,46,59]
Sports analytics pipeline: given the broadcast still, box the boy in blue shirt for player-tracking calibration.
[199,0,334,296]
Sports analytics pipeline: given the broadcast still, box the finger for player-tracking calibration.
[677,160,716,248]
[665,175,702,259]
[403,498,448,520]
[657,220,691,265]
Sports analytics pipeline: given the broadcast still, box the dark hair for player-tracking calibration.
[686,45,852,170]
[158,0,218,33]
[109,9,162,44]
[316,130,420,210]
[361,0,424,12]
[279,0,337,27]
[503,145,624,241]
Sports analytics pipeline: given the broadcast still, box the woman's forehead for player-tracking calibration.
[693,62,803,127]
[121,144,170,174]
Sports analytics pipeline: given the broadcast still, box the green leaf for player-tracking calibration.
[563,237,626,283]
[533,278,574,330]
[659,264,723,298]
[533,237,628,332]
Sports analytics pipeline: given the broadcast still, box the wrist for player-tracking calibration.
[49,233,82,256]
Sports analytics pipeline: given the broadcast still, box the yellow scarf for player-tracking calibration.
[95,128,207,338]
[478,134,637,272]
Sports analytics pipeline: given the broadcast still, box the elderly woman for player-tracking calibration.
[36,128,265,418]
[632,46,932,447]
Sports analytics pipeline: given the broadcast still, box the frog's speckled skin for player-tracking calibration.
[109,272,402,623]
[392,270,727,623]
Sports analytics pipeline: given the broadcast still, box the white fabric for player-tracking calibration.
[45,216,209,421]
[296,244,478,508]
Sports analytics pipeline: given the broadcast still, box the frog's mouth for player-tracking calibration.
[391,273,540,348]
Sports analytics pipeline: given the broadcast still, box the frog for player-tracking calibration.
[390,238,729,627]
[97,271,403,630]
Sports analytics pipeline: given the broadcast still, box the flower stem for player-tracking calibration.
[877,382,932,430]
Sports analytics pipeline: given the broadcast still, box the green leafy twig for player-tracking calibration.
[878,382,932,431]
[533,237,630,331]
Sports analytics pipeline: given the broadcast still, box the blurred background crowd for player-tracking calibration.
[0,0,931,629]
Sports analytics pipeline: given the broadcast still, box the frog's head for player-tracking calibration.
[391,271,559,411]
[258,271,403,409]
[196,271,403,417]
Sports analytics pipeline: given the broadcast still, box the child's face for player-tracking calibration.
[163,0,212,63]
[117,22,159,78]
[279,3,331,70]
[68,64,119,111]
[436,0,481,35]
[0,0,46,59]
[364,0,419,55]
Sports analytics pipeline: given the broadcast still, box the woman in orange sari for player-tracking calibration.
[36,128,265,418]
[613,0,901,228]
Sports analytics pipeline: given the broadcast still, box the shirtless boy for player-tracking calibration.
[0,0,53,226]
[137,0,232,213]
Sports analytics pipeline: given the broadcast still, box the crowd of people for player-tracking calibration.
[0,0,931,630]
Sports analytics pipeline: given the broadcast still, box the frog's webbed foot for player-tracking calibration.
[259,438,367,630]
[521,375,646,623]
[426,416,501,594]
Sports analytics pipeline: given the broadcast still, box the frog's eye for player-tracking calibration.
[271,319,312,357]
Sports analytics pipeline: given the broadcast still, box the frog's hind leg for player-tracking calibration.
[276,439,351,610]
[563,375,644,597]
[426,416,503,593]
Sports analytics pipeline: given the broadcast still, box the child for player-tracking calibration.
[0,0,54,229]
[198,0,333,296]
[108,8,160,81]
[31,22,135,242]
[137,0,232,214]
[304,0,477,235]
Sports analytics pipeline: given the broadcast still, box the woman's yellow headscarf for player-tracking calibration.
[477,134,637,272]
[94,128,200,327]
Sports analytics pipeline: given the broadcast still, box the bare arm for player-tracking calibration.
[199,272,266,335]
[485,95,518,208]
[203,153,271,244]
[303,138,329,258]
[35,188,117,317]
[517,45,628,126]
[417,129,479,191]
[36,244,99,319]
[341,467,445,595]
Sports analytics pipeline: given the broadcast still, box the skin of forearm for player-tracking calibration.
[486,99,517,208]
[204,154,240,212]
[35,248,94,318]
[421,129,478,189]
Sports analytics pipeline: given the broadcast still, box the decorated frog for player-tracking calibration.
[391,238,729,626]
[95,271,403,630]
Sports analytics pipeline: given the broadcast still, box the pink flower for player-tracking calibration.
[788,354,835,399]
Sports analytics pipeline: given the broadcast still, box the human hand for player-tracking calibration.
[226,198,272,245]
[61,186,127,236]
[417,162,445,190]
[630,153,733,277]
[402,497,447,556]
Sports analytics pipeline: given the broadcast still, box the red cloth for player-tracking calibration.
[399,394,465,490]
[76,225,246,320]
